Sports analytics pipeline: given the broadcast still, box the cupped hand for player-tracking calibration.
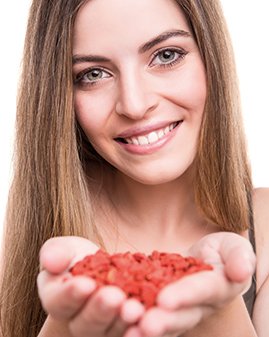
[37,236,145,337]
[123,232,256,337]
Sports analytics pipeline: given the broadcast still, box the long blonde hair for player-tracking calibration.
[175,0,252,231]
[0,0,252,336]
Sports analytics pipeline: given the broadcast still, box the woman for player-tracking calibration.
[0,0,268,336]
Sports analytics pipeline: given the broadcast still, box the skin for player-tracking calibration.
[72,0,210,255]
[38,234,256,337]
[37,0,269,336]
[73,0,206,187]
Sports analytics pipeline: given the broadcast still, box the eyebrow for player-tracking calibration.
[72,29,191,65]
[138,29,191,53]
[73,55,111,64]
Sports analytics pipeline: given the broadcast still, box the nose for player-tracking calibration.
[115,69,158,119]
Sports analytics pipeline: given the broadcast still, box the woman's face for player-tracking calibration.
[73,0,207,185]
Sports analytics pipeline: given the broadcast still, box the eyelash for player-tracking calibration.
[74,47,188,88]
[74,67,111,88]
[150,47,188,69]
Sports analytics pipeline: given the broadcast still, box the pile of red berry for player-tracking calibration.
[70,249,213,309]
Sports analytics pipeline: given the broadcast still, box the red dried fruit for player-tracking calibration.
[70,250,213,309]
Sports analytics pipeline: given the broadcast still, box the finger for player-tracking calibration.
[124,326,143,337]
[69,285,127,337]
[106,315,129,337]
[37,271,97,320]
[189,232,256,282]
[220,234,256,282]
[40,236,99,274]
[139,306,209,337]
[138,307,167,336]
[157,268,240,311]
[120,298,145,324]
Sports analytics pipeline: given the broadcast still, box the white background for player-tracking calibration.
[0,0,268,235]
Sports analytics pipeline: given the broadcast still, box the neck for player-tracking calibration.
[89,162,218,254]
[112,166,196,229]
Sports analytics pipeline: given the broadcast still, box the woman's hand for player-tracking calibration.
[37,236,145,337]
[38,233,256,337]
[124,232,256,337]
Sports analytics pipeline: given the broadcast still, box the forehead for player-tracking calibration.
[73,0,190,53]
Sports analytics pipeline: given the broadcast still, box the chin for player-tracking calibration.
[120,165,195,186]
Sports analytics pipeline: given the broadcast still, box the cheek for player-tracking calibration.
[184,69,207,112]
[162,63,207,113]
[74,91,113,138]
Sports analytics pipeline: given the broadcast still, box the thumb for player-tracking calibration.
[218,233,256,283]
[40,236,99,274]
[224,245,256,283]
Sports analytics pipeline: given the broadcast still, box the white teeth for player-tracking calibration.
[169,122,177,131]
[148,132,159,144]
[158,130,164,138]
[124,122,178,145]
[138,136,148,145]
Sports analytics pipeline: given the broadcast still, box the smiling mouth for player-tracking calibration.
[117,121,181,145]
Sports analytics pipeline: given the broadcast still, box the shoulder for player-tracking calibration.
[251,188,269,335]
[252,187,269,224]
[252,188,269,289]
[252,187,269,254]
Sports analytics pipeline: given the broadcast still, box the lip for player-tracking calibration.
[116,120,179,139]
[115,120,182,154]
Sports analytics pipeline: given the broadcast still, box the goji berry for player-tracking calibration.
[70,249,213,309]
